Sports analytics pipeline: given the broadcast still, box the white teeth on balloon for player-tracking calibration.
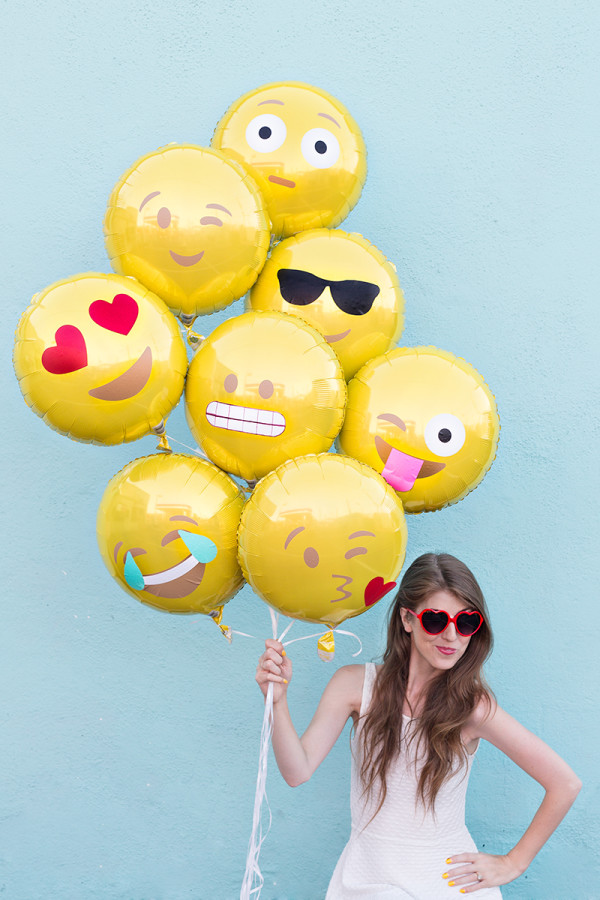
[205,401,286,436]
[143,554,199,586]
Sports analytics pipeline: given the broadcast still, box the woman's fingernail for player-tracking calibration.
[283,679,288,684]
[282,650,286,656]
[448,882,454,887]
[442,873,449,879]
[446,858,453,864]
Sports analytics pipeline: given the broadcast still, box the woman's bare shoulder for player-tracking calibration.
[327,663,367,715]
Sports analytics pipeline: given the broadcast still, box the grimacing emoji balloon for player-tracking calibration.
[104,144,270,319]
[13,273,187,445]
[212,82,366,239]
[338,347,500,513]
[97,454,245,618]
[249,229,404,379]
[238,454,407,630]
[185,311,346,482]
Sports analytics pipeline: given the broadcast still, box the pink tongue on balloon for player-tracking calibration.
[382,448,424,492]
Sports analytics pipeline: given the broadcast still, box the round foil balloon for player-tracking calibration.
[212,82,366,239]
[97,454,245,618]
[185,311,346,482]
[238,454,407,630]
[13,273,187,445]
[338,347,500,513]
[249,229,404,379]
[104,144,270,318]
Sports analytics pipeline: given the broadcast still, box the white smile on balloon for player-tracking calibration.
[143,554,200,586]
[206,401,286,436]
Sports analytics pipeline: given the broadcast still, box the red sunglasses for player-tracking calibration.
[406,607,483,637]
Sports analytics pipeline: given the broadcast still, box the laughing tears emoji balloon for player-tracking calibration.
[104,145,270,318]
[338,347,500,513]
[212,82,366,239]
[97,454,245,617]
[238,454,407,628]
[185,311,346,482]
[249,229,404,379]
[13,273,187,445]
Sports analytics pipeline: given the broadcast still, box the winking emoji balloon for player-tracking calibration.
[338,347,500,513]
[104,145,270,319]
[249,228,404,379]
[97,454,245,625]
[238,454,407,642]
[212,82,366,239]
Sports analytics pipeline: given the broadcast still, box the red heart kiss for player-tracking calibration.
[41,325,88,374]
[89,293,139,335]
[364,577,397,607]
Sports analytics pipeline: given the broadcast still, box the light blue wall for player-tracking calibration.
[3,1,598,898]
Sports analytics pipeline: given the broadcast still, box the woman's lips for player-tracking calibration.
[436,646,457,655]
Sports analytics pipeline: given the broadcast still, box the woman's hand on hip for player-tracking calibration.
[256,639,292,703]
[443,851,524,892]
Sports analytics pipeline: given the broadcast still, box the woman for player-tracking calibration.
[256,553,581,898]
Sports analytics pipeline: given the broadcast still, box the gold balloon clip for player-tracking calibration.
[151,420,172,453]
[317,630,335,662]
[179,314,204,349]
[209,608,232,643]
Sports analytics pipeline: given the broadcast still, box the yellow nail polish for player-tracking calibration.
[448,882,454,887]
[283,679,288,684]
[442,873,449,879]
[282,650,286,656]
[446,858,453,864]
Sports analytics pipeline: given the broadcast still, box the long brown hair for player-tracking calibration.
[359,553,493,814]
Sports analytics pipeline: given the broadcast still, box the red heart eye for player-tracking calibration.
[89,293,139,335]
[42,325,88,374]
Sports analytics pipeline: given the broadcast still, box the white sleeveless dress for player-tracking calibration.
[326,663,502,899]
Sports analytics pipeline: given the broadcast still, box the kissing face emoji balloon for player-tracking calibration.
[212,82,366,239]
[13,273,187,445]
[338,347,500,513]
[238,454,407,629]
[249,229,404,379]
[185,311,346,482]
[97,454,245,617]
[104,145,270,318]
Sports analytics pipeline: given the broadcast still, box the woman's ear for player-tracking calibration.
[400,608,412,633]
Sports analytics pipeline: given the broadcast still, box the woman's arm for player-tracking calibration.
[256,640,363,787]
[446,701,582,893]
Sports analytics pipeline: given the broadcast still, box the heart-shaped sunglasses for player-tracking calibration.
[405,607,483,637]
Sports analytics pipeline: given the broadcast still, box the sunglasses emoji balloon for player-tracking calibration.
[249,228,404,379]
[212,82,366,240]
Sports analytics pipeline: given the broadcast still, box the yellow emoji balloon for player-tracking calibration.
[238,454,407,632]
[97,454,245,623]
[13,273,187,445]
[249,229,404,379]
[104,145,270,319]
[185,311,346,482]
[338,347,500,513]
[212,82,366,239]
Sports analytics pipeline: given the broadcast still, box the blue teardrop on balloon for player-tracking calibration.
[124,552,145,590]
[179,531,218,563]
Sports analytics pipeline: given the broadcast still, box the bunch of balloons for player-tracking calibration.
[14,81,499,655]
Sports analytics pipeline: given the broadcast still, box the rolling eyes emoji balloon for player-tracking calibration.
[338,347,500,513]
[104,145,270,319]
[97,454,245,626]
[13,273,187,445]
[212,82,366,239]
[249,229,404,379]
[238,454,407,655]
[185,311,346,482]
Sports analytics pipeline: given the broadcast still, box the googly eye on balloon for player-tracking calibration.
[212,82,367,239]
[97,454,245,635]
[238,453,407,658]
[185,311,346,482]
[337,347,500,513]
[104,144,271,321]
[13,273,187,445]
[249,228,404,380]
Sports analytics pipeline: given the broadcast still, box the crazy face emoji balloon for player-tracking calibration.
[104,145,270,318]
[338,347,500,513]
[212,82,366,239]
[97,454,245,619]
[185,311,346,482]
[238,454,407,631]
[13,273,187,445]
[249,229,404,379]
